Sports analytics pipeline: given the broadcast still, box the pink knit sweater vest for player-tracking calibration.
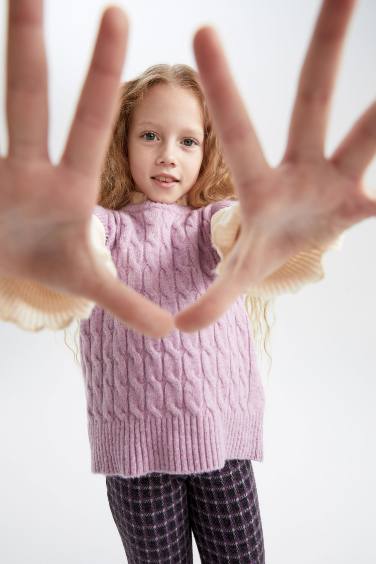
[79,199,265,478]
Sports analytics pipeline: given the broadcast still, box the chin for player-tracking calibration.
[152,192,178,202]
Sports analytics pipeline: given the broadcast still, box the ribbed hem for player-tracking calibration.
[88,409,263,478]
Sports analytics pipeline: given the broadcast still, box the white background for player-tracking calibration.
[0,0,375,562]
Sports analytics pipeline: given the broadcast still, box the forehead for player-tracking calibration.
[132,83,204,131]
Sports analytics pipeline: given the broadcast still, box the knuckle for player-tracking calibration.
[222,119,253,145]
[297,87,330,109]
[75,105,105,131]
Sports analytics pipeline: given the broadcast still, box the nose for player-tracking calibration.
[156,140,176,166]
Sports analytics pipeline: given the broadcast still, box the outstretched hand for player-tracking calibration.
[174,0,376,333]
[0,1,174,338]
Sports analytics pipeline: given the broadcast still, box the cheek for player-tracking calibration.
[127,143,134,170]
[192,151,203,175]
[129,145,148,176]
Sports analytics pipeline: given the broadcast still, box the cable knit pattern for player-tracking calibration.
[78,199,264,478]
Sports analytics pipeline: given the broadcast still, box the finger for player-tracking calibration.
[6,0,49,160]
[330,100,376,181]
[356,192,376,221]
[84,268,175,339]
[193,26,268,194]
[174,268,243,333]
[284,0,357,160]
[174,225,266,333]
[61,7,128,180]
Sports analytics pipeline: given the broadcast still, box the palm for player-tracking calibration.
[0,1,174,338]
[232,160,364,287]
[175,0,376,332]
[1,160,98,285]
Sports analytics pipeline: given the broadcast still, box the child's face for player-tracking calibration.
[128,83,204,203]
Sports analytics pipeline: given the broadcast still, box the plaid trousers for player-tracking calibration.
[105,458,265,563]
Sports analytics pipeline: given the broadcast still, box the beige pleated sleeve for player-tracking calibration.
[0,215,117,331]
[211,201,343,299]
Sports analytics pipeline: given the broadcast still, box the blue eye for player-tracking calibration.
[182,138,198,147]
[142,132,157,141]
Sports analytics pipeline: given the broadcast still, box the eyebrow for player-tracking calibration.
[136,121,204,138]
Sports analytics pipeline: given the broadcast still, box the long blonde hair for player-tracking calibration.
[64,64,275,375]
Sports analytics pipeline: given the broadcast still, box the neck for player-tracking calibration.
[128,191,188,206]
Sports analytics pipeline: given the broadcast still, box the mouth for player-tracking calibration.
[151,176,179,188]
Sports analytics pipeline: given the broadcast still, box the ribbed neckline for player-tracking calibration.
[123,200,191,211]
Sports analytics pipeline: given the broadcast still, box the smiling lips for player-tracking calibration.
[151,174,179,187]
[152,174,179,182]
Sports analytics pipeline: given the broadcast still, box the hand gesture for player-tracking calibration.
[0,0,174,338]
[175,0,376,332]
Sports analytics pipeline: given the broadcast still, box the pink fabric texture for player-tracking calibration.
[79,199,265,478]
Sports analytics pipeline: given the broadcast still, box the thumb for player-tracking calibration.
[84,265,176,338]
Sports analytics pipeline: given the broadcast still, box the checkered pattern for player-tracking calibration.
[105,459,265,563]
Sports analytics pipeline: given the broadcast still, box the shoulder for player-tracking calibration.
[92,205,118,247]
[201,198,238,222]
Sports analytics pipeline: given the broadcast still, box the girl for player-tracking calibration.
[0,63,343,564]
[1,1,375,563]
